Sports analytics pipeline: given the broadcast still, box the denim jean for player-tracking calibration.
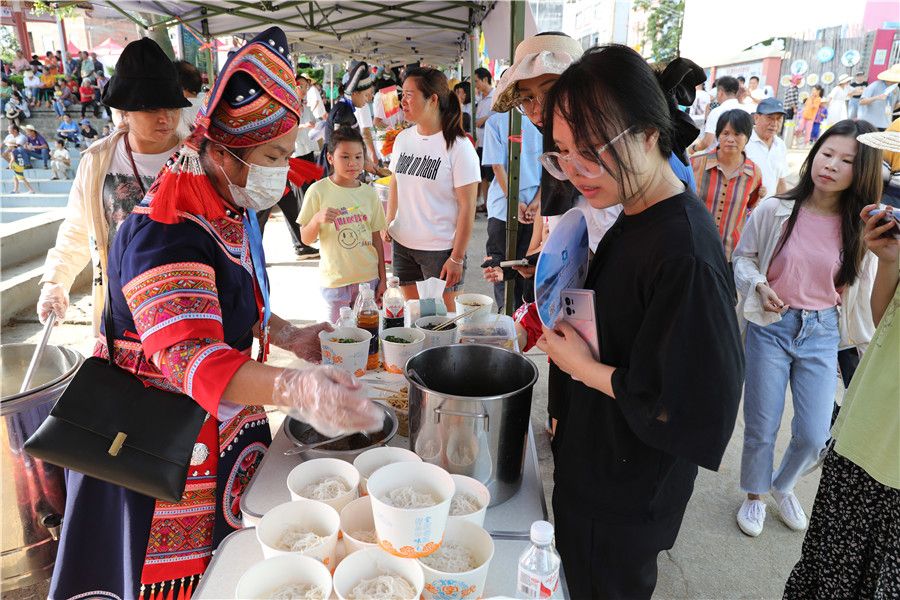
[741,307,840,495]
[24,147,49,168]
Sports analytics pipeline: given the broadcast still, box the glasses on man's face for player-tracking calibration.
[539,127,633,181]
[515,94,544,116]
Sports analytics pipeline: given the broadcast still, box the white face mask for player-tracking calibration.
[220,148,288,211]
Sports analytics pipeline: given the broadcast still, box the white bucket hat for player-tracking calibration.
[492,33,583,113]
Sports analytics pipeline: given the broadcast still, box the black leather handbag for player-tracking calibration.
[24,288,207,503]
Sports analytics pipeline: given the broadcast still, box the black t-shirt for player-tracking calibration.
[551,192,743,521]
[848,81,867,98]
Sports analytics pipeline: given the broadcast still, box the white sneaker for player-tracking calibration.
[737,499,767,537]
[772,489,808,531]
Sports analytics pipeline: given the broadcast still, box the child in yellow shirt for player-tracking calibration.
[299,127,387,322]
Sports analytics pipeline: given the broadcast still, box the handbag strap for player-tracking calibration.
[103,282,117,367]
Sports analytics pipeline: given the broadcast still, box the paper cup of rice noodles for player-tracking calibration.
[256,500,341,568]
[367,462,455,558]
[353,446,422,496]
[417,520,494,600]
[320,327,372,377]
[447,475,490,527]
[454,293,494,323]
[340,495,380,555]
[380,327,426,374]
[287,458,360,513]
[415,316,460,349]
[332,547,424,600]
[235,554,333,600]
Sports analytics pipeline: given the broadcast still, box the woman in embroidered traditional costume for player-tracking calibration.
[49,28,382,600]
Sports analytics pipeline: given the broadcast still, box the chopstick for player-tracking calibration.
[433,306,483,331]
[370,385,406,394]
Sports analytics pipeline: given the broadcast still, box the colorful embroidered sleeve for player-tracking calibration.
[121,261,250,416]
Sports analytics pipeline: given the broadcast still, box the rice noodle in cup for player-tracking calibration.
[454,293,494,323]
[415,316,460,348]
[332,547,424,600]
[380,327,426,374]
[340,495,379,555]
[447,475,490,527]
[235,554,333,600]
[367,462,454,558]
[417,519,494,600]
[353,446,422,496]
[256,500,340,569]
[286,457,360,513]
[320,327,372,377]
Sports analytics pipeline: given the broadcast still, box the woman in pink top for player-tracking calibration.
[731,120,881,539]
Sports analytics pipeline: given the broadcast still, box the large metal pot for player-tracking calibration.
[1,343,82,592]
[405,344,538,506]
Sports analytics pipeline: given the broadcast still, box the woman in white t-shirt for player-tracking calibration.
[384,67,481,310]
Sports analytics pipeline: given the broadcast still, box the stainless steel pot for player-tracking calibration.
[1,343,82,591]
[405,344,538,506]
[282,401,399,462]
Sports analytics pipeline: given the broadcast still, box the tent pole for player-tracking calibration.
[469,27,477,146]
[503,0,526,315]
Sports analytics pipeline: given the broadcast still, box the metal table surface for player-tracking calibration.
[195,424,567,598]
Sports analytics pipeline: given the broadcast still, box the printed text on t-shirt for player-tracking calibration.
[394,152,443,180]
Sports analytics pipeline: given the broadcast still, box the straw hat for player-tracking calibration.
[838,73,852,85]
[876,63,900,83]
[857,130,900,153]
[492,33,584,113]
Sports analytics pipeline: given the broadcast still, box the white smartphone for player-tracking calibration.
[499,258,530,268]
[560,288,600,361]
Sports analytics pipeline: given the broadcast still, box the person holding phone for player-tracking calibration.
[732,119,880,539]
[534,45,743,599]
[783,201,899,599]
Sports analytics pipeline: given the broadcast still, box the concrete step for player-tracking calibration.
[0,178,73,194]
[1,209,66,270]
[0,192,69,208]
[0,254,91,325]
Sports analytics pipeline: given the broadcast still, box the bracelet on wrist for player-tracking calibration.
[449,256,464,266]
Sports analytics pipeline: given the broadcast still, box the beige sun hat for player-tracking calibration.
[876,63,900,83]
[857,130,900,153]
[492,33,584,113]
[838,73,852,85]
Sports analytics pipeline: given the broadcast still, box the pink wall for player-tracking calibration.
[863,2,900,31]
[867,29,897,80]
[762,57,783,96]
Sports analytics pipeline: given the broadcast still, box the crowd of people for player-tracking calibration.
[13,23,898,600]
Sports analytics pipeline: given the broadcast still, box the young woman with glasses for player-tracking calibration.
[534,44,744,599]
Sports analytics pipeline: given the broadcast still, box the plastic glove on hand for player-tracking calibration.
[272,366,383,437]
[271,322,334,363]
[37,282,69,324]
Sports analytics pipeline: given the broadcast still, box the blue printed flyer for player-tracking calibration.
[534,208,589,327]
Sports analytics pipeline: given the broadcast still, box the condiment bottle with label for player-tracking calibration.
[382,276,405,329]
[354,287,380,370]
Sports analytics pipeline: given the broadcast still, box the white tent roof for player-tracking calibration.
[80,0,495,65]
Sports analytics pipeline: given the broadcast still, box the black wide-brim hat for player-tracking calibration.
[101,38,191,111]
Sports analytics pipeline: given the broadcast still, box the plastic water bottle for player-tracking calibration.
[382,276,405,329]
[351,282,370,315]
[516,520,561,599]
[335,306,356,328]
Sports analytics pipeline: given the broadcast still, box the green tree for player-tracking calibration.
[0,27,21,64]
[634,0,685,64]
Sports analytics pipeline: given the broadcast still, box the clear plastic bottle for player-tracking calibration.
[516,520,561,599]
[354,288,380,370]
[351,282,370,315]
[335,306,356,328]
[382,276,405,329]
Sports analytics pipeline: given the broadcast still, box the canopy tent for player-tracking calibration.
[91,37,125,55]
[66,40,81,55]
[68,0,496,66]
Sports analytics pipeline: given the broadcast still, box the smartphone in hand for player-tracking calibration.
[560,288,600,360]
[869,208,900,238]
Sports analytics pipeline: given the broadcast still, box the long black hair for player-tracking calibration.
[772,119,880,287]
[403,67,465,149]
[543,44,676,201]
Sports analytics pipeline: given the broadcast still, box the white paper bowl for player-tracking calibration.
[340,495,379,555]
[235,554,333,599]
[256,500,341,568]
[320,327,372,378]
[367,462,455,558]
[417,520,495,600]
[454,293,494,323]
[415,316,461,348]
[353,446,422,496]
[380,327,426,374]
[286,458,361,513]
[332,547,424,600]
[447,475,490,527]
